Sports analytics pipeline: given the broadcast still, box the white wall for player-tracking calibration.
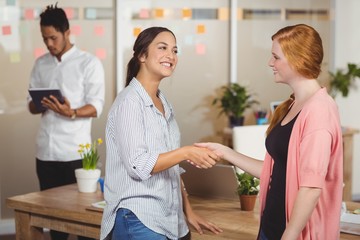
[333,0,360,199]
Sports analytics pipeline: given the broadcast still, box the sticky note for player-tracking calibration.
[86,8,97,19]
[94,25,104,36]
[184,35,193,45]
[182,8,192,19]
[34,48,46,59]
[10,52,21,63]
[133,27,141,37]
[196,43,206,55]
[218,8,229,20]
[2,25,11,35]
[24,9,35,20]
[6,0,16,6]
[64,8,74,20]
[71,25,82,36]
[95,48,106,60]
[197,24,205,34]
[155,8,164,18]
[139,9,150,19]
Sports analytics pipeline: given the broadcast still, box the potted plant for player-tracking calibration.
[329,63,360,97]
[212,83,258,127]
[75,138,103,193]
[236,172,260,211]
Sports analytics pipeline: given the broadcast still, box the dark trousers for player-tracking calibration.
[36,158,94,240]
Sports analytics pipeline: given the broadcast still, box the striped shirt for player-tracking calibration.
[100,78,188,240]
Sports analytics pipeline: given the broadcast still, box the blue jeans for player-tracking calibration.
[112,208,168,240]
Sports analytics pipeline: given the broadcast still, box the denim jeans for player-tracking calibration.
[112,208,181,240]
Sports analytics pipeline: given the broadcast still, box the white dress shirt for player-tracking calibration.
[28,45,105,161]
[100,79,188,240]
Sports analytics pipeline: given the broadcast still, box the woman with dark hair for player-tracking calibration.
[100,27,222,240]
[197,24,343,240]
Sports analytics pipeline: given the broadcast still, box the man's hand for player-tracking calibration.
[41,95,72,117]
[186,208,223,235]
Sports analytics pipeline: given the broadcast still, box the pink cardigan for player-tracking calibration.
[259,88,343,240]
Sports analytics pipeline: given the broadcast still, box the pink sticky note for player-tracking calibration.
[2,25,11,35]
[139,9,150,19]
[71,25,82,36]
[94,25,104,36]
[34,48,46,59]
[64,8,74,19]
[196,43,206,55]
[24,9,35,20]
[95,48,106,60]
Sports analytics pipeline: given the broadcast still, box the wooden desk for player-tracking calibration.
[223,127,359,201]
[6,184,360,240]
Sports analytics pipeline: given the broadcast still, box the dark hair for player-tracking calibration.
[125,27,176,86]
[40,2,69,33]
[267,24,323,135]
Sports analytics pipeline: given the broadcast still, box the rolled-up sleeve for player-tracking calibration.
[84,57,105,117]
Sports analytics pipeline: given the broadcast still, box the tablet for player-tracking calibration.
[29,88,65,112]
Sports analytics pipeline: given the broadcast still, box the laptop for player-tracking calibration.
[180,162,239,200]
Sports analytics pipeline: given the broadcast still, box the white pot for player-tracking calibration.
[75,168,101,193]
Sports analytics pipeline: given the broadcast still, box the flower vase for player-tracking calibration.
[75,168,101,193]
[239,194,257,211]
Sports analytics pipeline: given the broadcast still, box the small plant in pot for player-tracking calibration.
[236,172,260,211]
[75,138,103,193]
[212,83,258,127]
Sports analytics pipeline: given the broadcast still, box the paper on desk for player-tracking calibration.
[340,212,360,235]
[341,212,360,224]
[91,200,106,209]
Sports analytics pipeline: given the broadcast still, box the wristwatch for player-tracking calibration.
[71,109,77,120]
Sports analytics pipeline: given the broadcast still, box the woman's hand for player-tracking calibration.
[186,208,223,235]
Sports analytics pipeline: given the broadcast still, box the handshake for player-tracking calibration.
[184,142,229,169]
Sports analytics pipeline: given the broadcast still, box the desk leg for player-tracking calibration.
[14,210,44,240]
[343,134,354,201]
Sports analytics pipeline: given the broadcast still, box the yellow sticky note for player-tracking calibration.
[218,8,229,20]
[197,24,205,34]
[10,52,21,63]
[155,8,164,18]
[133,27,141,37]
[182,8,192,19]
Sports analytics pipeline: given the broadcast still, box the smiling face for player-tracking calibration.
[41,25,71,60]
[268,39,298,84]
[138,31,178,81]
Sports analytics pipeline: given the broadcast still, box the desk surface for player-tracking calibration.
[7,184,360,240]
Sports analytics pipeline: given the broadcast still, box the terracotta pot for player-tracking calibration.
[239,194,257,211]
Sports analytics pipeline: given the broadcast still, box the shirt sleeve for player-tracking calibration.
[113,96,158,181]
[84,56,105,117]
[299,129,332,188]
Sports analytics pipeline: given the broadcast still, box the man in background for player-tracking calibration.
[27,3,105,240]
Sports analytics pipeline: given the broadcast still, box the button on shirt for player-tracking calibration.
[100,79,188,240]
[28,45,105,161]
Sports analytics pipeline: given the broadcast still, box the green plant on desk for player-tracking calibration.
[236,172,260,195]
